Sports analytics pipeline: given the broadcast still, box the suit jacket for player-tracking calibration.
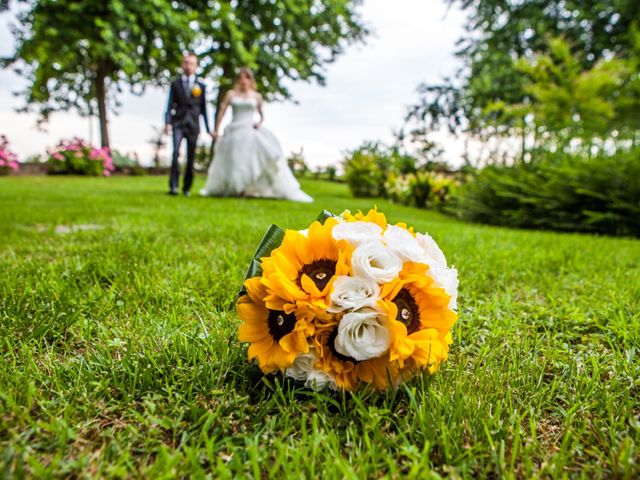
[165,77,210,136]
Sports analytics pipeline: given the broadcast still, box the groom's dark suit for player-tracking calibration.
[165,75,211,193]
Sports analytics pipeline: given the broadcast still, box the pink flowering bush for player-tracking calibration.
[0,135,20,176]
[47,138,115,176]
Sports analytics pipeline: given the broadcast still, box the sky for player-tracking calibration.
[0,0,467,168]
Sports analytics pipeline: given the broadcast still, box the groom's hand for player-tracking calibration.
[164,124,171,135]
[211,131,218,140]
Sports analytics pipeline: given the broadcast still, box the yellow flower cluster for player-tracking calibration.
[238,209,458,391]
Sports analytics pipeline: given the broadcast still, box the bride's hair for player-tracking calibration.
[235,67,257,90]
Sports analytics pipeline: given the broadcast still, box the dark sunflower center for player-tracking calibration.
[267,310,297,342]
[298,259,337,291]
[327,327,359,364]
[393,288,421,334]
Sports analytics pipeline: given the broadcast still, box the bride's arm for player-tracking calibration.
[254,93,264,129]
[213,91,233,138]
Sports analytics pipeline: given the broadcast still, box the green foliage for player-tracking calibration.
[3,1,368,147]
[491,37,638,148]
[46,138,114,176]
[0,176,638,477]
[324,165,338,182]
[407,1,640,160]
[111,150,147,176]
[386,171,458,210]
[287,149,310,178]
[344,141,458,211]
[194,143,213,171]
[3,0,197,148]
[343,142,393,197]
[194,0,368,110]
[239,224,285,298]
[459,149,640,236]
[0,135,20,175]
[110,151,137,168]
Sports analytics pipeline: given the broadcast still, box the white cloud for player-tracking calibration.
[0,0,467,167]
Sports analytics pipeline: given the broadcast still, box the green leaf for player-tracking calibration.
[316,210,336,224]
[238,224,285,298]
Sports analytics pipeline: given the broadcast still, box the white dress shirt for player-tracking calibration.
[182,74,196,95]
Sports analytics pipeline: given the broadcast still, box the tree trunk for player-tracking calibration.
[95,67,110,150]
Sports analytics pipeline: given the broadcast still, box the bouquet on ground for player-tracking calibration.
[238,209,458,391]
[47,137,115,176]
[0,135,20,175]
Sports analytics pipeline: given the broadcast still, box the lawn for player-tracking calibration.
[0,175,639,478]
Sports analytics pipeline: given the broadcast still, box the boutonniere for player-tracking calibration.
[191,84,202,97]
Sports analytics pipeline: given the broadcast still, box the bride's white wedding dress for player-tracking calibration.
[200,96,313,202]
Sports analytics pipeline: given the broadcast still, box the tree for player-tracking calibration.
[192,0,368,124]
[503,38,632,152]
[406,0,640,161]
[2,0,197,149]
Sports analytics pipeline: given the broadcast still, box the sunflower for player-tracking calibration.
[342,207,388,229]
[379,262,457,372]
[238,276,312,373]
[313,323,397,391]
[260,217,351,320]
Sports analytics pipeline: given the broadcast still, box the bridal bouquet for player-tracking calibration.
[238,209,458,391]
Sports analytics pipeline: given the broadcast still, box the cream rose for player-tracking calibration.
[351,241,403,284]
[416,233,458,310]
[334,308,391,361]
[415,233,447,267]
[332,221,383,246]
[305,369,337,391]
[383,225,424,262]
[328,275,380,313]
[285,349,337,390]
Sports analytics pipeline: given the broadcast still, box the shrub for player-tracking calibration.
[386,171,458,210]
[287,149,310,178]
[459,149,640,236]
[111,150,146,175]
[344,140,461,211]
[0,135,20,175]
[47,138,115,176]
[343,142,393,197]
[325,165,338,182]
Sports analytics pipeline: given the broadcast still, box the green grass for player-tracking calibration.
[1,175,639,478]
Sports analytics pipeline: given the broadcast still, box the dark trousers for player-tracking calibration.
[170,126,198,193]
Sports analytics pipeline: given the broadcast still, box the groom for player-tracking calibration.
[164,53,213,196]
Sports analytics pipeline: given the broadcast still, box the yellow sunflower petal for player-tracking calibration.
[237,301,268,325]
[279,330,310,354]
[244,277,268,304]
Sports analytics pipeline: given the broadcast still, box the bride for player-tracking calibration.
[200,68,313,202]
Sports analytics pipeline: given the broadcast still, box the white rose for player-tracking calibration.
[416,233,458,310]
[328,275,380,313]
[305,369,337,391]
[284,351,316,382]
[415,233,447,267]
[284,349,336,391]
[334,308,391,361]
[383,225,424,262]
[437,265,459,310]
[351,241,403,284]
[332,221,382,246]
